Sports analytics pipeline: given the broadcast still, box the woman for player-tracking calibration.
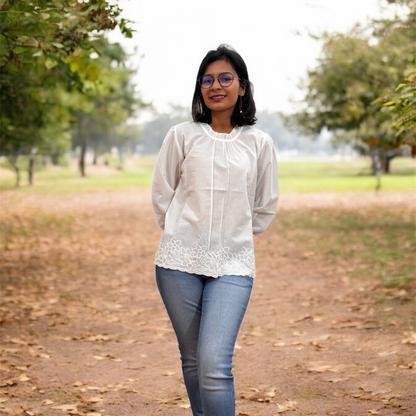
[152,44,279,416]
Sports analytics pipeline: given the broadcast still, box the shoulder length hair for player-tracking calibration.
[192,44,257,126]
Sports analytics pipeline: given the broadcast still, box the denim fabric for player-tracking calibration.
[156,266,253,416]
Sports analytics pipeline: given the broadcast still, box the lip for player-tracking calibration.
[209,95,226,101]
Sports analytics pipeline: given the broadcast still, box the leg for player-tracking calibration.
[155,266,204,416]
[198,274,253,416]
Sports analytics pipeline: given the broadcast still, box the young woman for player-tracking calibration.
[152,44,279,416]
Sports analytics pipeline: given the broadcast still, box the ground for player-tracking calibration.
[0,190,415,416]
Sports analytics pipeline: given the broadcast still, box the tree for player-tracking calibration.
[293,0,415,179]
[69,39,140,176]
[0,0,134,186]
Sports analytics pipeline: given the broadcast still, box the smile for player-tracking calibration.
[210,95,226,101]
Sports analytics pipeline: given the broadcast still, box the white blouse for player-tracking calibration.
[152,121,279,278]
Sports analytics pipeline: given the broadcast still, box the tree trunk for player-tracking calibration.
[79,143,87,177]
[383,149,399,174]
[77,115,87,177]
[7,155,20,188]
[92,151,98,165]
[370,146,382,190]
[28,149,37,186]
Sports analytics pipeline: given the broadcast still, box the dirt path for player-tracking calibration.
[0,190,415,416]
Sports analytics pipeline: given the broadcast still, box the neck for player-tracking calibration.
[210,112,234,134]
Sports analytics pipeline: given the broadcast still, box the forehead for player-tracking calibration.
[203,60,236,75]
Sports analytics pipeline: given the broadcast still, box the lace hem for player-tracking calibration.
[155,238,255,278]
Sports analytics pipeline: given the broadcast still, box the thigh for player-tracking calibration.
[198,275,253,359]
[156,266,205,348]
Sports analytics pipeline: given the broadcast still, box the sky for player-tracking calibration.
[109,0,392,116]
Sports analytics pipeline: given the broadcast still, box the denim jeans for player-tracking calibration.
[156,266,253,416]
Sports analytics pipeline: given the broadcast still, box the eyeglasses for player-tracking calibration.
[198,72,241,89]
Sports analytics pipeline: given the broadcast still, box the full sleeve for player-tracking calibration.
[151,127,184,230]
[252,138,279,235]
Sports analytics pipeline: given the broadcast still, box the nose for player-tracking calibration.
[211,77,222,89]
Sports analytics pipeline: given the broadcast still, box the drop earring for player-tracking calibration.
[239,96,243,114]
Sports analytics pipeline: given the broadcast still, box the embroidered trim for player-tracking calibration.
[155,238,255,278]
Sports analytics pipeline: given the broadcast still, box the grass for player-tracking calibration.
[276,205,415,289]
[278,157,415,192]
[0,156,414,194]
[0,157,155,194]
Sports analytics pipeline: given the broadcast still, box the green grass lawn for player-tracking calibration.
[0,156,414,193]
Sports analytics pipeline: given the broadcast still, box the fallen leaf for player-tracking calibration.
[88,397,102,403]
[291,315,312,323]
[266,388,276,398]
[276,400,297,413]
[86,334,111,341]
[331,320,362,329]
[401,332,416,345]
[10,338,28,345]
[325,376,350,383]
[52,404,77,411]
[308,364,333,373]
[0,379,16,387]
[396,362,415,369]
[311,341,325,349]
[39,353,51,359]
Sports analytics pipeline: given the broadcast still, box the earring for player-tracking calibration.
[239,96,243,114]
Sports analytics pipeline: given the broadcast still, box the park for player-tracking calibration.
[0,0,415,415]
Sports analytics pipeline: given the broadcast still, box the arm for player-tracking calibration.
[151,127,184,230]
[252,137,279,235]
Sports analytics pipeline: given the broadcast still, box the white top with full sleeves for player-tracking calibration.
[151,121,279,278]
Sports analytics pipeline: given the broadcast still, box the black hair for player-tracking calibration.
[191,44,257,126]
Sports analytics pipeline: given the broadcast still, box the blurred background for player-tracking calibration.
[0,0,414,190]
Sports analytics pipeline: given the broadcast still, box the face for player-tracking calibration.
[200,60,246,118]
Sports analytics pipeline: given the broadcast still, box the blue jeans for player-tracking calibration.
[156,266,253,416]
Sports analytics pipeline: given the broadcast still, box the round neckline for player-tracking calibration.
[200,123,243,141]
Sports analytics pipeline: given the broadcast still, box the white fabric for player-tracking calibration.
[152,121,279,278]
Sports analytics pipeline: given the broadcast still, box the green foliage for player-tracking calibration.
[0,0,132,72]
[383,69,416,141]
[0,0,139,184]
[294,0,415,152]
